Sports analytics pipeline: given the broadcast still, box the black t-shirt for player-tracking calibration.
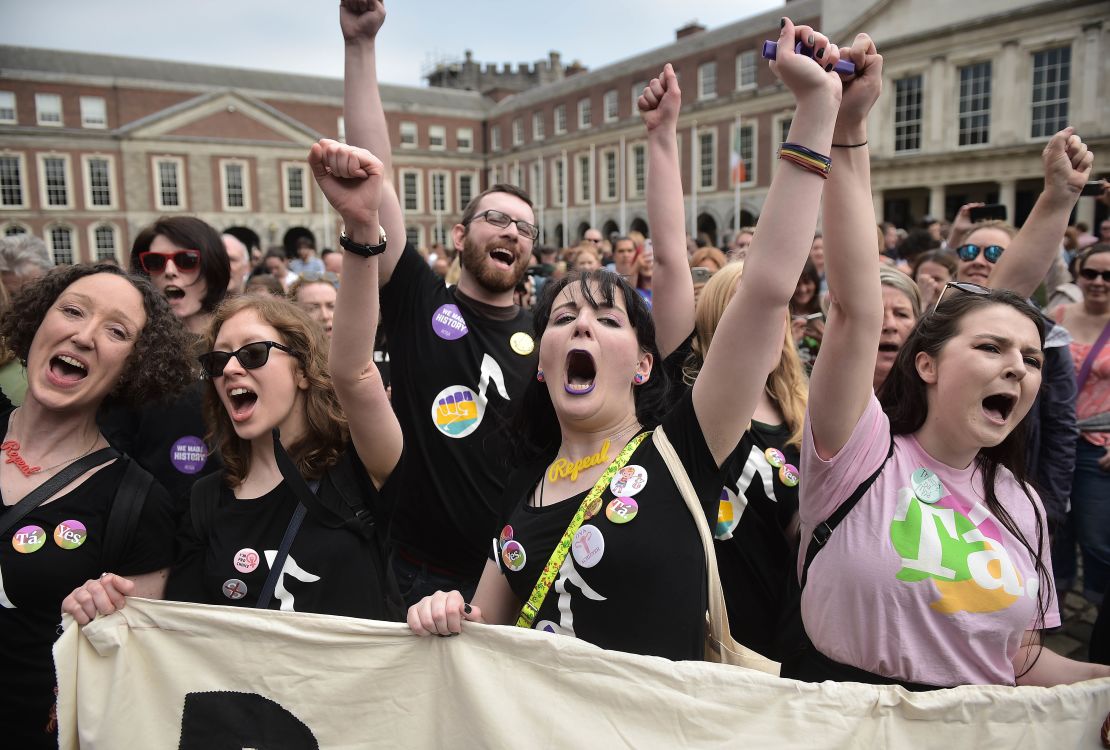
[713,420,801,660]
[491,391,727,661]
[166,450,395,620]
[0,412,177,749]
[382,244,536,577]
[98,379,223,521]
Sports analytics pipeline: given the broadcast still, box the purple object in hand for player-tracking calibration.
[762,40,856,75]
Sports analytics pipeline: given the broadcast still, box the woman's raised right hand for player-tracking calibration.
[406,590,483,636]
[769,18,843,111]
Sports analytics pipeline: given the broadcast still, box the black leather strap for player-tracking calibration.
[0,447,119,539]
[799,435,895,590]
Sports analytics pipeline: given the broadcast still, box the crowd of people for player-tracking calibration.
[1,2,1108,746]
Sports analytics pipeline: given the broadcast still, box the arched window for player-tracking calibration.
[47,225,75,265]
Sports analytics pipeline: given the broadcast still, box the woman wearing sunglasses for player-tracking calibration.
[98,217,233,520]
[158,140,403,620]
[407,21,844,659]
[1050,243,1110,612]
[789,32,1107,687]
[4,265,193,748]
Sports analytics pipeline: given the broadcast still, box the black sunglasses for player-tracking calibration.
[198,341,295,379]
[931,280,991,314]
[956,244,1004,264]
[1078,268,1110,282]
[138,249,201,274]
[467,209,539,241]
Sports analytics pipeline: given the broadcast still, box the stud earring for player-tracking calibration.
[536,369,545,383]
[633,373,646,385]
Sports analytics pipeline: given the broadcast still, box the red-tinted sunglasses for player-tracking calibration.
[138,249,201,274]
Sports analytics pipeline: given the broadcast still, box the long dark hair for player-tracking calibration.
[131,216,231,313]
[509,269,669,463]
[876,287,1051,676]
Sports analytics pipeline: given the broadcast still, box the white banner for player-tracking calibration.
[55,598,1110,749]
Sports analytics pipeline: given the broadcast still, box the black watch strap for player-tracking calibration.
[340,229,388,257]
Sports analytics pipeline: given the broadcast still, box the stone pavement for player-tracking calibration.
[1044,583,1099,660]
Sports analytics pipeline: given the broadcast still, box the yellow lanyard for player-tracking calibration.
[515,431,650,629]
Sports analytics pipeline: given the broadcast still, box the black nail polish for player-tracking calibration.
[808,34,815,46]
[825,63,833,72]
[817,47,825,59]
[780,17,785,29]
[463,603,473,615]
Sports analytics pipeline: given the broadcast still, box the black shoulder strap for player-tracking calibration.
[800,433,895,590]
[189,472,223,541]
[101,457,155,571]
[0,447,119,539]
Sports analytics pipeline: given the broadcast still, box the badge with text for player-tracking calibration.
[606,497,638,524]
[234,548,260,574]
[572,524,605,568]
[170,436,208,475]
[54,520,87,550]
[764,448,785,469]
[222,578,248,600]
[432,304,469,341]
[501,540,527,572]
[12,525,46,554]
[510,332,535,356]
[499,525,514,550]
[911,467,945,504]
[609,465,647,498]
[778,464,800,488]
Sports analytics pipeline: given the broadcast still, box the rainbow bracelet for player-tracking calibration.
[778,142,831,179]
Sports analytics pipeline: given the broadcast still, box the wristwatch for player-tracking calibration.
[339,228,388,257]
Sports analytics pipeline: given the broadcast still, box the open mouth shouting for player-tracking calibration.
[564,349,597,395]
[163,285,186,301]
[227,385,258,423]
[489,246,517,271]
[981,392,1016,425]
[47,353,89,387]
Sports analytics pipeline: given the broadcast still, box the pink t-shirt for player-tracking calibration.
[798,396,1060,686]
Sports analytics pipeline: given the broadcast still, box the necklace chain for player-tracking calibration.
[539,422,642,505]
[4,411,102,477]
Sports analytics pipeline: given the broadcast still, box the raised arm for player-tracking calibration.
[638,63,694,358]
[988,128,1093,297]
[806,34,884,459]
[340,0,406,284]
[311,139,402,488]
[693,19,841,466]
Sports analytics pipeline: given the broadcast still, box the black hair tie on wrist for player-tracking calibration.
[831,141,868,148]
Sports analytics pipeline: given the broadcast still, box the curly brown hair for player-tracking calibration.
[202,293,349,487]
[0,263,195,407]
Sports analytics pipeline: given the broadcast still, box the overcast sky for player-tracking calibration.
[1,0,785,86]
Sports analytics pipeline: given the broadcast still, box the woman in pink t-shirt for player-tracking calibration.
[788,33,1108,688]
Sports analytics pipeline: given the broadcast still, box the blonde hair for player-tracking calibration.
[683,262,808,448]
[202,293,349,487]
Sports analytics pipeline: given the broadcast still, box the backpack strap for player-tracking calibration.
[799,433,895,590]
[101,457,155,572]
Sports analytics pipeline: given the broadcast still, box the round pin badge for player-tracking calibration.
[715,487,742,540]
[430,385,483,438]
[53,520,87,550]
[911,468,945,504]
[609,465,648,498]
[501,540,527,572]
[431,304,469,341]
[778,464,800,488]
[572,524,605,568]
[12,525,46,554]
[499,525,514,550]
[222,578,248,600]
[534,619,559,634]
[233,548,260,574]
[606,497,638,524]
[170,436,208,475]
[764,448,785,468]
[510,331,535,356]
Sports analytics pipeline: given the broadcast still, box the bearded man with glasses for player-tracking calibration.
[338,0,539,604]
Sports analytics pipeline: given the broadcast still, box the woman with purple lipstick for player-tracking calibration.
[407,18,846,660]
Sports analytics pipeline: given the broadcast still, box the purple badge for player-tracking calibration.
[432,304,469,341]
[170,436,208,475]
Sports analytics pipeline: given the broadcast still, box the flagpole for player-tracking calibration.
[690,121,698,240]
[733,114,742,233]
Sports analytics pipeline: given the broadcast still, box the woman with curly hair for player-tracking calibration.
[1,264,193,748]
[158,138,403,619]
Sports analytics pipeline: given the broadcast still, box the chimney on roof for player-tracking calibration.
[676,21,706,40]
